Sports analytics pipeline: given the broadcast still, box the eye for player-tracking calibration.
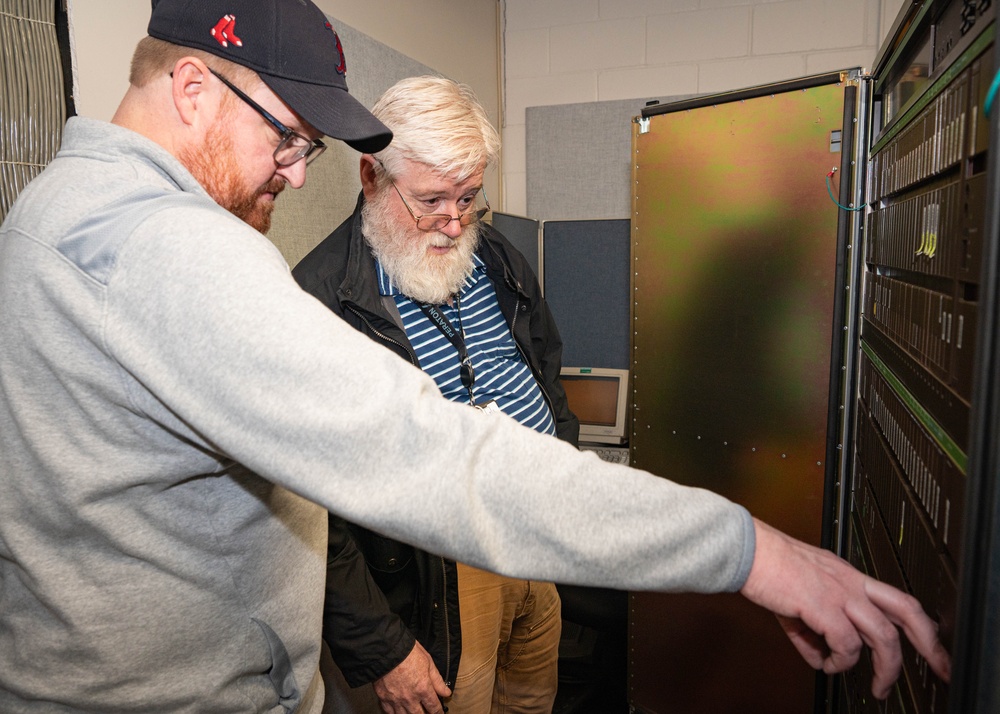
[415,195,442,211]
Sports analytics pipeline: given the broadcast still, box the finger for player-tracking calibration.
[820,630,866,678]
[399,687,441,714]
[378,691,425,714]
[776,614,829,670]
[840,594,902,699]
[433,679,452,699]
[798,598,867,676]
[863,622,901,700]
[419,696,444,714]
[864,578,951,682]
[397,678,440,712]
[422,652,451,699]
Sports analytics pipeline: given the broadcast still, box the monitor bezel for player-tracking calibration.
[559,366,630,445]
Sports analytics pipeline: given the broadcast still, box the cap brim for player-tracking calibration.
[262,75,392,154]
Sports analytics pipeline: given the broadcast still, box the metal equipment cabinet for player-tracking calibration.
[627,2,1000,712]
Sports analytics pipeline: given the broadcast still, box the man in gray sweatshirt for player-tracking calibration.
[0,0,949,713]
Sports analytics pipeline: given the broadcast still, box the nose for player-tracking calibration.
[438,210,465,239]
[276,159,307,189]
[439,219,464,239]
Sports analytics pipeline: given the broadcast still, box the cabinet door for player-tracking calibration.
[629,75,857,714]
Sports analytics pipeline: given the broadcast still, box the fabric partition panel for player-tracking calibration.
[542,218,631,371]
[490,211,541,280]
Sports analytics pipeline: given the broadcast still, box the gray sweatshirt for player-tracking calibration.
[0,117,754,713]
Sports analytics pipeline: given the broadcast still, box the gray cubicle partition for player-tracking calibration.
[525,94,698,224]
[490,212,541,281]
[541,219,631,371]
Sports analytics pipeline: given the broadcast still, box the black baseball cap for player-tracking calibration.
[147,0,392,153]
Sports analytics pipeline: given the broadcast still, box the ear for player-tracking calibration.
[171,57,216,128]
[359,154,379,199]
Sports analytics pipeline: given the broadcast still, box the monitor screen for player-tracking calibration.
[560,367,629,445]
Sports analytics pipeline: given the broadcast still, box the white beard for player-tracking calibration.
[362,189,481,305]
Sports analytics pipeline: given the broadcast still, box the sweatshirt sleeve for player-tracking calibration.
[104,202,755,595]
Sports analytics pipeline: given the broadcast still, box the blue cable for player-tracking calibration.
[826,173,865,212]
[985,66,1000,118]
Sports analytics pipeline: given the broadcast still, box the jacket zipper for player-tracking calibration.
[514,335,557,427]
[345,304,418,366]
[442,557,452,686]
[346,303,455,683]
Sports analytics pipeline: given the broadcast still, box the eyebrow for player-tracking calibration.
[409,183,483,199]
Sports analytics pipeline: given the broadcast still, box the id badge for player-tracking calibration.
[474,399,501,415]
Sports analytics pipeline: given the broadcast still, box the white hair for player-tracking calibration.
[370,75,500,184]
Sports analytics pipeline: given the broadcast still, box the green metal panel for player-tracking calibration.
[629,81,850,713]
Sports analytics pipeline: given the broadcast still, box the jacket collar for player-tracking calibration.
[335,193,383,315]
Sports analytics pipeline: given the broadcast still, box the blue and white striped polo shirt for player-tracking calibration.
[375,254,556,436]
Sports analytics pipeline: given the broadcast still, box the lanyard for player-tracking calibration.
[417,297,476,405]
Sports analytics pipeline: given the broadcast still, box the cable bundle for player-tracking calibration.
[1,0,67,221]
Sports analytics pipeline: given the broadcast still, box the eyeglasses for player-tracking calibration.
[386,178,490,233]
[209,69,327,167]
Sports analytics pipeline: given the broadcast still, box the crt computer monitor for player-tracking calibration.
[559,367,629,445]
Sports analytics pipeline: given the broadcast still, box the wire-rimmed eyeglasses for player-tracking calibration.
[210,69,327,167]
[379,164,490,232]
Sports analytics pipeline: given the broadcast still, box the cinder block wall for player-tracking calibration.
[501,0,905,214]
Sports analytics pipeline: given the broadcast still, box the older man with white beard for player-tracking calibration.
[293,76,575,714]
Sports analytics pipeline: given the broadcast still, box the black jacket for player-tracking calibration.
[293,194,579,688]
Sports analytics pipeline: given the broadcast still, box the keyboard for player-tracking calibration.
[580,443,630,465]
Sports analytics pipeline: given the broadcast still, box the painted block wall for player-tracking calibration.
[500,0,906,214]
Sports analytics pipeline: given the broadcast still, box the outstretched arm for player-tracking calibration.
[739,518,951,699]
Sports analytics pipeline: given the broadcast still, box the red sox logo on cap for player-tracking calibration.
[325,22,347,76]
[205,12,346,78]
[210,14,242,48]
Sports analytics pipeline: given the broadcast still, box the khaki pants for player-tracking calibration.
[445,564,561,714]
[320,565,562,714]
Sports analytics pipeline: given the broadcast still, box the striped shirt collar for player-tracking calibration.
[374,252,486,299]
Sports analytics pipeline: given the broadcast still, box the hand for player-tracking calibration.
[372,641,451,714]
[739,518,951,699]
